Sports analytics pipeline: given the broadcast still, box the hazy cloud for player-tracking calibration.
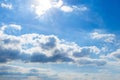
[0,3,13,9]
[109,49,120,60]
[90,32,116,43]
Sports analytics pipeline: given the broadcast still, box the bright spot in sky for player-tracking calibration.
[31,0,71,17]
[31,0,88,18]
[31,0,52,17]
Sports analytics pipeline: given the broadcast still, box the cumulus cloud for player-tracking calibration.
[73,46,100,58]
[0,24,106,66]
[0,3,13,9]
[90,32,116,43]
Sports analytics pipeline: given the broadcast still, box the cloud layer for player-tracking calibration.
[0,24,106,66]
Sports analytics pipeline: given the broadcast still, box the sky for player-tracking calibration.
[0,0,120,80]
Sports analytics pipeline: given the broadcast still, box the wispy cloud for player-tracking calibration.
[60,6,73,12]
[0,3,13,10]
[1,24,21,32]
[90,31,116,43]
[107,49,120,60]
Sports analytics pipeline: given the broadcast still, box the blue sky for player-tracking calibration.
[0,0,120,80]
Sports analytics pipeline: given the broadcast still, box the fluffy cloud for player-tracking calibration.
[90,32,116,43]
[0,24,106,66]
[0,3,13,9]
[73,46,100,58]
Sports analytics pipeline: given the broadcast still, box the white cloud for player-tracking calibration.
[0,24,21,36]
[55,0,63,8]
[72,5,88,11]
[108,49,120,60]
[0,3,13,9]
[1,24,21,32]
[31,0,88,17]
[31,0,52,17]
[0,24,104,66]
[90,32,116,43]
[9,24,22,30]
[60,6,73,12]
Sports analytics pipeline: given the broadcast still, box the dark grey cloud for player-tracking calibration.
[41,37,57,50]
[73,46,100,58]
[73,48,91,57]
[0,46,20,63]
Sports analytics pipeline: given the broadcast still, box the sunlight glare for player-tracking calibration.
[32,0,52,17]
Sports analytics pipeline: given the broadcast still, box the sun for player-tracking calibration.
[31,0,52,17]
[31,0,64,17]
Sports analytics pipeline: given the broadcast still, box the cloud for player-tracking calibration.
[60,6,73,12]
[41,36,57,50]
[108,49,120,60]
[90,32,116,43]
[1,24,21,31]
[73,46,100,58]
[57,72,120,80]
[0,64,57,80]
[60,5,88,13]
[0,24,106,66]
[0,24,22,35]
[0,3,13,9]
[31,0,88,17]
[0,47,20,63]
[78,58,106,66]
